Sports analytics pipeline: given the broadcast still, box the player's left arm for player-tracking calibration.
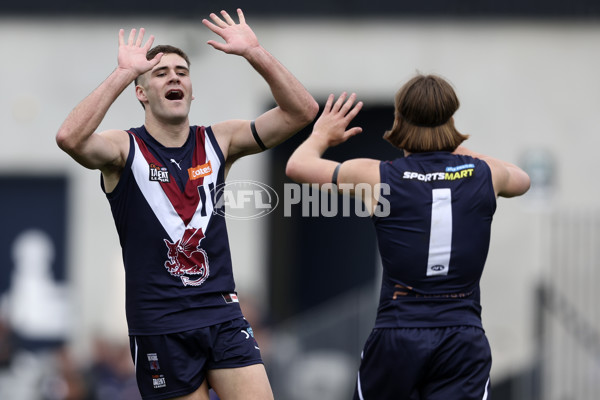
[454,145,531,197]
[202,9,318,163]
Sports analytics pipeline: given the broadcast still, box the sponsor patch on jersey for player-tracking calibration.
[149,163,170,183]
[188,161,212,180]
[402,166,475,182]
[445,163,475,172]
[222,293,239,304]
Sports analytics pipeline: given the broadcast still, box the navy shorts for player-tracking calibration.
[354,326,491,400]
[130,317,264,400]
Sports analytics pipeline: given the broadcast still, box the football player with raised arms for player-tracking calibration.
[56,9,318,400]
[286,75,530,400]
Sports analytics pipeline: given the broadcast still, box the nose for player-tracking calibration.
[167,69,180,83]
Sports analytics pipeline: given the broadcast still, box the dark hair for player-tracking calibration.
[134,45,191,86]
[134,45,191,109]
[383,74,469,152]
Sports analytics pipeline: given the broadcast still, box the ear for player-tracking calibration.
[135,84,148,104]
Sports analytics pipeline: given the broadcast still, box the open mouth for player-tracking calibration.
[165,89,184,101]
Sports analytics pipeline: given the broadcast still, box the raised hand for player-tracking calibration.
[117,28,162,77]
[313,93,364,147]
[202,9,259,56]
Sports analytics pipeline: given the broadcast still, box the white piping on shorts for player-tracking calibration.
[356,371,365,400]
[134,337,139,371]
[482,377,490,400]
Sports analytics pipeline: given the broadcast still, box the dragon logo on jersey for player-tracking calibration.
[164,228,210,286]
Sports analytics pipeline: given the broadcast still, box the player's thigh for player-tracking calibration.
[168,379,210,400]
[207,364,273,400]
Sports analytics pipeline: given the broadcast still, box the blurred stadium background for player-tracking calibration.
[0,1,599,399]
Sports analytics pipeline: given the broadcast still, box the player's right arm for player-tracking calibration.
[56,29,162,180]
[286,93,382,214]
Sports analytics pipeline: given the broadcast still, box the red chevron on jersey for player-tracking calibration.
[130,127,208,226]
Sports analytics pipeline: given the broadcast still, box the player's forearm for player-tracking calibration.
[286,135,333,184]
[56,67,136,153]
[245,46,318,130]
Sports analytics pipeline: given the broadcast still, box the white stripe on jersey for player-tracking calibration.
[130,134,222,242]
[427,188,453,276]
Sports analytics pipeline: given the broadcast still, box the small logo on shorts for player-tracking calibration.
[152,375,167,389]
[241,328,260,350]
[147,353,166,389]
[147,353,160,371]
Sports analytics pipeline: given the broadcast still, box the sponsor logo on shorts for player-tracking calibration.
[147,353,160,371]
[241,327,260,350]
[147,353,167,389]
[152,376,167,389]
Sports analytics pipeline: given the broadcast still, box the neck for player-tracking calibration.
[144,114,190,147]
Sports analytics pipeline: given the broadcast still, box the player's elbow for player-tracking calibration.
[292,98,319,128]
[500,170,531,198]
[306,98,319,122]
[56,127,87,159]
[55,128,75,153]
[285,157,303,183]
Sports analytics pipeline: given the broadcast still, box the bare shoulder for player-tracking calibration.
[210,119,251,160]
[98,129,131,193]
[98,129,131,165]
[339,158,382,215]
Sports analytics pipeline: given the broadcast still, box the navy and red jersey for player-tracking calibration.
[102,125,243,336]
[373,152,496,328]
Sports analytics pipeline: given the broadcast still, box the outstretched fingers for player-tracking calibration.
[236,8,246,24]
[331,92,348,113]
[119,28,154,49]
[345,96,363,121]
[116,27,161,74]
[321,94,336,115]
[135,28,146,47]
[220,10,236,25]
[340,93,359,116]
[128,28,137,45]
[208,11,230,29]
[329,92,361,120]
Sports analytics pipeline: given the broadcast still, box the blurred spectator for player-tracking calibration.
[86,337,141,400]
[40,347,89,400]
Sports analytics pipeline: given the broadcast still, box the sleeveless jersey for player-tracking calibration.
[373,152,496,328]
[102,125,243,335]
